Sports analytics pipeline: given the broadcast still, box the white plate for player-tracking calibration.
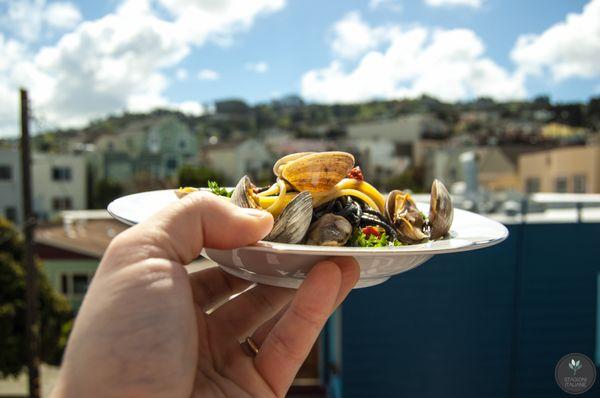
[108,189,508,288]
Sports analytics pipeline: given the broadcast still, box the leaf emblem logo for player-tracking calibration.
[569,358,583,375]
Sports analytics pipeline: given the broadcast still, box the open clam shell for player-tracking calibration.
[429,179,453,239]
[280,151,355,192]
[264,191,313,244]
[231,175,260,209]
[385,190,429,243]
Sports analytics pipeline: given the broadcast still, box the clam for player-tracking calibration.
[305,213,353,246]
[264,191,313,244]
[428,179,453,239]
[274,151,355,192]
[273,152,315,177]
[385,190,428,243]
[231,175,261,209]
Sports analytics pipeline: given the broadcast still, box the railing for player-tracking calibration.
[527,193,600,223]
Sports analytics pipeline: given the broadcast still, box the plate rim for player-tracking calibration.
[107,189,509,257]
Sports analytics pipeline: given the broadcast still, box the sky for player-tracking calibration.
[0,0,599,137]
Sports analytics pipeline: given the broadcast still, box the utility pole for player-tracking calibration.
[20,88,40,398]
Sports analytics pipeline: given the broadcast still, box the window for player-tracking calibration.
[52,197,73,211]
[573,175,587,193]
[61,274,68,295]
[179,139,187,149]
[166,157,178,171]
[555,177,568,193]
[4,207,17,223]
[52,166,72,181]
[525,177,540,193]
[0,165,11,180]
[59,273,94,296]
[73,274,90,294]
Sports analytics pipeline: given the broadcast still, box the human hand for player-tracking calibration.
[52,192,360,398]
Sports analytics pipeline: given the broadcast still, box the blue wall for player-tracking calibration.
[341,223,600,397]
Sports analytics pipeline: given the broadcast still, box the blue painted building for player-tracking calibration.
[339,222,600,397]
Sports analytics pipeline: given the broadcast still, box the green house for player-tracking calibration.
[90,115,199,185]
[35,211,128,310]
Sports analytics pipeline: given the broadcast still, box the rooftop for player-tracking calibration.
[35,215,128,258]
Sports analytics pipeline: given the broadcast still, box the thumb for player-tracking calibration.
[107,191,273,265]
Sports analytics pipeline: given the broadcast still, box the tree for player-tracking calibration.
[0,217,73,377]
[92,178,124,209]
[178,165,225,187]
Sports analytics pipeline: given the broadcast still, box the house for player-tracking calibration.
[35,210,128,310]
[35,210,214,311]
[0,148,22,224]
[0,149,87,223]
[91,115,198,184]
[346,114,447,180]
[519,144,600,193]
[541,123,587,141]
[201,138,273,184]
[32,153,87,220]
[267,138,338,156]
[427,145,545,192]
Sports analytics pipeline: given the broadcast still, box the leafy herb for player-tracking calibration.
[208,180,232,197]
[419,211,429,222]
[349,228,402,247]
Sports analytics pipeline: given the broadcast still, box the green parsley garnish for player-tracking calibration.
[208,180,232,197]
[349,228,402,247]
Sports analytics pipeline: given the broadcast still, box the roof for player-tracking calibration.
[347,114,443,142]
[497,145,549,165]
[35,218,128,259]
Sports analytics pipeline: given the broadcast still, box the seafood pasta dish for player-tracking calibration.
[176,151,453,247]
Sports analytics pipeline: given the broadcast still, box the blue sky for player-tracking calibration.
[162,0,595,104]
[0,0,599,136]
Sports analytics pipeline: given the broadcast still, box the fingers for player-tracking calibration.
[254,258,358,397]
[330,257,361,308]
[105,192,273,267]
[252,257,359,346]
[189,267,253,312]
[209,284,293,340]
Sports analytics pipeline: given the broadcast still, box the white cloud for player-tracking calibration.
[330,11,392,60]
[0,0,285,136]
[198,69,220,81]
[511,0,600,81]
[0,0,82,42]
[301,14,525,103]
[175,67,188,81]
[172,100,204,115]
[45,2,82,30]
[153,0,286,46]
[369,0,402,12]
[245,61,269,73]
[424,0,482,8]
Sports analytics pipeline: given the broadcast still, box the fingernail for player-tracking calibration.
[238,207,270,218]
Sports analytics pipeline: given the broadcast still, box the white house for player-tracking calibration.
[346,114,447,182]
[0,150,87,223]
[201,138,273,184]
[32,153,87,221]
[0,148,23,224]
